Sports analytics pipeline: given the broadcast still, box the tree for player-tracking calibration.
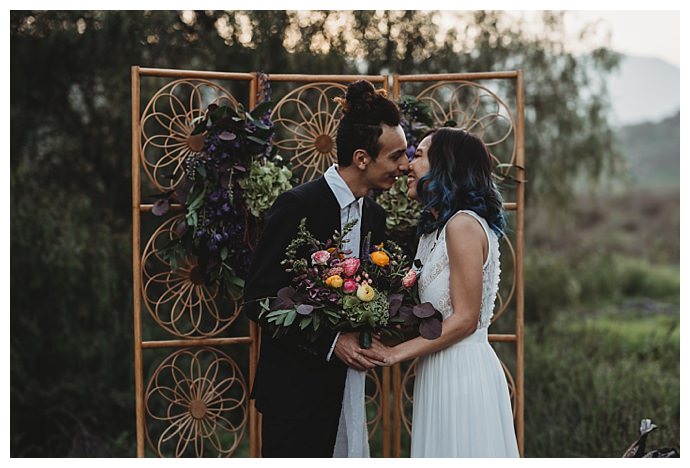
[11,10,621,456]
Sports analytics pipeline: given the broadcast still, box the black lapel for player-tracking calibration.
[308,177,341,241]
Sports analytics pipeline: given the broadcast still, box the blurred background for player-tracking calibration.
[10,10,679,457]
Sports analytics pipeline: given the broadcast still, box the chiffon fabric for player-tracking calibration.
[410,210,519,457]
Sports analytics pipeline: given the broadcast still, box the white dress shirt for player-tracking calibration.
[323,164,364,361]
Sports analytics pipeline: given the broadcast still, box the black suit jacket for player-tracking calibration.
[243,176,386,419]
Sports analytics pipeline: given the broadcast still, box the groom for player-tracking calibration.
[243,80,409,457]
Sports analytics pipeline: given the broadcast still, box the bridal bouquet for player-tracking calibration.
[258,218,442,348]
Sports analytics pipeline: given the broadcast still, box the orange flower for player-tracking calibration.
[370,251,390,267]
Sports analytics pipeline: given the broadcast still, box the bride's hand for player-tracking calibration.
[360,338,399,367]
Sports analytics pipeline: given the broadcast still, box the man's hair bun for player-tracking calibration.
[335,80,389,116]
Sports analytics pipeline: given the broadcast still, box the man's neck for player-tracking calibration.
[336,164,370,198]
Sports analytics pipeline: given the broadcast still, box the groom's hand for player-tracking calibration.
[333,332,383,371]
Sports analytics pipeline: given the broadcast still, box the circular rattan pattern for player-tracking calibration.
[144,347,248,457]
[499,359,518,418]
[141,215,242,339]
[416,81,516,184]
[365,369,384,439]
[270,82,347,183]
[400,359,418,435]
[140,79,239,191]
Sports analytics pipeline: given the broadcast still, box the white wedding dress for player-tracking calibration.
[410,210,519,457]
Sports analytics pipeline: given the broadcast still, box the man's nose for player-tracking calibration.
[399,157,410,172]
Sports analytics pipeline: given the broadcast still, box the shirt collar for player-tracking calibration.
[324,164,361,210]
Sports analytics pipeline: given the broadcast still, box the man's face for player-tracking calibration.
[364,124,409,190]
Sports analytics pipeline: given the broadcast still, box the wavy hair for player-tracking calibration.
[416,128,506,238]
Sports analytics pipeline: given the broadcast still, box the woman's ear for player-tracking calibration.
[352,149,369,170]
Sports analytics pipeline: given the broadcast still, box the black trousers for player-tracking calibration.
[261,405,341,458]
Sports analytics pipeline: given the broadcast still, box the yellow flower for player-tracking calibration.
[356,283,376,302]
[370,251,390,267]
[325,275,344,288]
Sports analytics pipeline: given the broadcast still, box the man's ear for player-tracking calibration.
[352,149,369,170]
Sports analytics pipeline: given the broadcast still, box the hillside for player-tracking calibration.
[614,112,679,190]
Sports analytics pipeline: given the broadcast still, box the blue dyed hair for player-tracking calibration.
[416,128,506,238]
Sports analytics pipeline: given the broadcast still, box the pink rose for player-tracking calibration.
[342,258,360,277]
[326,266,344,277]
[402,269,417,289]
[311,250,330,266]
[343,279,358,294]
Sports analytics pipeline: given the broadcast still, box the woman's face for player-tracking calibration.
[406,135,432,200]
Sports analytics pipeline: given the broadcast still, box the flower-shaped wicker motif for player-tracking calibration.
[400,359,417,435]
[271,83,346,183]
[141,215,242,338]
[140,79,239,191]
[145,347,248,457]
[499,359,518,418]
[365,369,384,439]
[416,81,517,186]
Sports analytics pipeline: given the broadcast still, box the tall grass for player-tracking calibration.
[524,312,679,457]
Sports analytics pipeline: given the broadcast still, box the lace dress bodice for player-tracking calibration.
[414,210,500,330]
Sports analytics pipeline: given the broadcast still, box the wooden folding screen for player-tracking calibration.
[131,68,524,457]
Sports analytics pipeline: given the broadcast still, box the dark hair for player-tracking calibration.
[335,80,401,167]
[416,127,506,238]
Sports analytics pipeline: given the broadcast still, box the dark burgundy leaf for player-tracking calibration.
[296,304,314,315]
[152,199,169,216]
[413,302,437,319]
[277,287,296,301]
[387,294,403,317]
[174,220,188,238]
[219,131,237,141]
[419,317,442,339]
[398,305,414,323]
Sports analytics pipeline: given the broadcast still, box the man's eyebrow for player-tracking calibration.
[388,148,406,158]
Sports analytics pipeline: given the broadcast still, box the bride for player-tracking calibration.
[362,127,519,457]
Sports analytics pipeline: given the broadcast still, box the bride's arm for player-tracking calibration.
[362,213,487,365]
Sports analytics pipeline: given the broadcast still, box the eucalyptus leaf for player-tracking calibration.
[296,304,314,315]
[228,276,245,288]
[265,309,292,319]
[299,316,312,330]
[284,309,297,327]
[246,136,266,145]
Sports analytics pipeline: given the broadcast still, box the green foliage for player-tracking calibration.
[238,158,293,218]
[524,314,679,457]
[614,112,680,190]
[10,10,629,456]
[11,168,135,456]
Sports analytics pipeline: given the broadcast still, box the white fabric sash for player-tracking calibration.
[332,368,370,457]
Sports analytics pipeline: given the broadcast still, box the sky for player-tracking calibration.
[562,10,679,66]
[436,10,680,67]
